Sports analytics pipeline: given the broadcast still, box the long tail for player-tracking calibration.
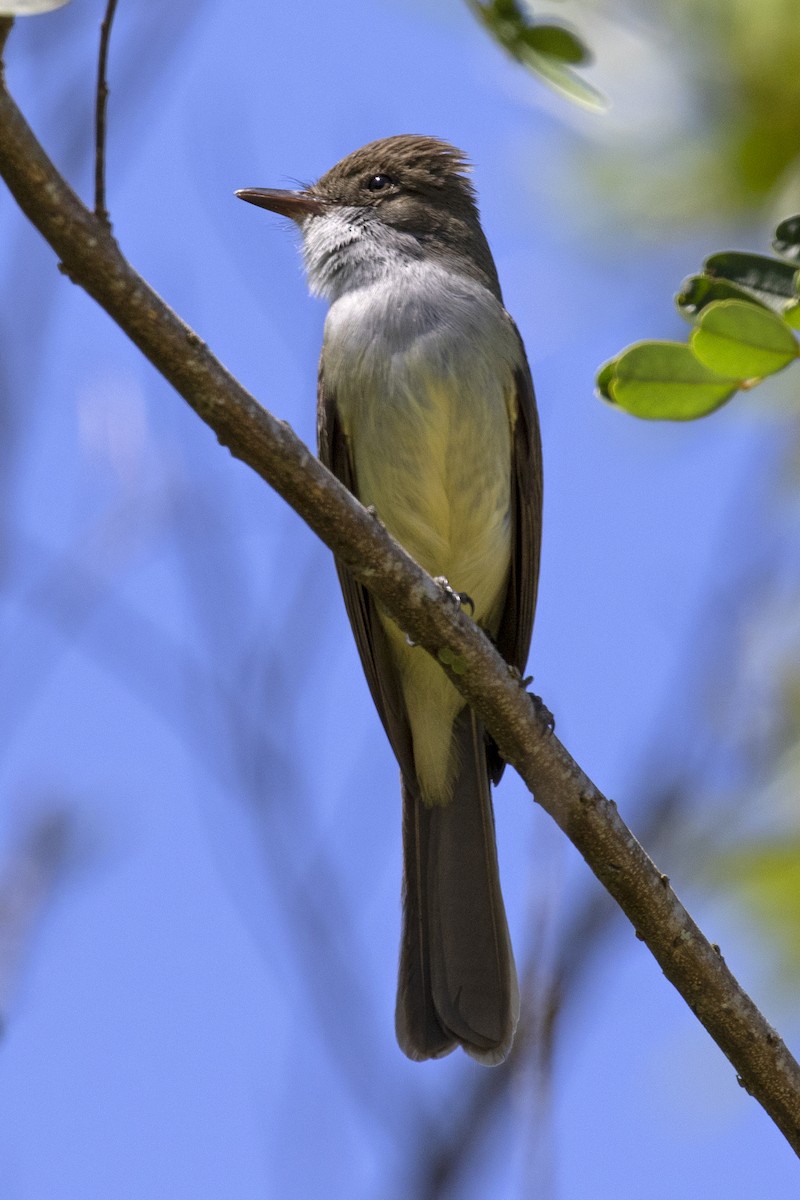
[395,708,519,1064]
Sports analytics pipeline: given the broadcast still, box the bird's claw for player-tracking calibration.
[434,577,475,615]
[529,692,555,733]
[507,666,555,732]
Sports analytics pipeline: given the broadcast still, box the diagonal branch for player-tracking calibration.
[1,16,799,1153]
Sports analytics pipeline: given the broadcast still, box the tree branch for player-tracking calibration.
[1,17,799,1153]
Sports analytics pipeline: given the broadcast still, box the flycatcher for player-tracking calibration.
[237,135,542,1064]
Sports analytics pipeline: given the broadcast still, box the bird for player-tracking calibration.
[237,135,542,1064]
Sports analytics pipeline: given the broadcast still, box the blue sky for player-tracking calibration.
[0,1,798,1196]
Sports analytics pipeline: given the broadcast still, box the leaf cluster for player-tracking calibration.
[465,0,605,110]
[597,216,800,421]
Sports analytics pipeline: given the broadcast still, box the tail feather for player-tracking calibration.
[395,709,519,1064]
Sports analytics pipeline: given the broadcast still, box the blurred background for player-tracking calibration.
[1,0,800,1195]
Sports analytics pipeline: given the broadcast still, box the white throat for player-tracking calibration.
[300,208,425,302]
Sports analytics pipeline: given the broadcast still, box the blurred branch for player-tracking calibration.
[94,0,118,224]
[2,17,800,1153]
[9,518,403,1126]
[0,808,73,1032]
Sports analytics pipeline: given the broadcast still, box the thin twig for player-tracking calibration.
[1,24,800,1154]
[94,0,119,225]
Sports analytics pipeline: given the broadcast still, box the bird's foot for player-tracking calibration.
[507,665,555,733]
[433,576,475,615]
[530,691,555,733]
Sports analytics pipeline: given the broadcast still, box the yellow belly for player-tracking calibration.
[350,373,514,803]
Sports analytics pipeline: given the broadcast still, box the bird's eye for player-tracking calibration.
[367,174,395,192]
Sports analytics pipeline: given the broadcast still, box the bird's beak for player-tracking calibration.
[234,187,327,221]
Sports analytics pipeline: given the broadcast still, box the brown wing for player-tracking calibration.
[489,332,543,783]
[317,367,417,783]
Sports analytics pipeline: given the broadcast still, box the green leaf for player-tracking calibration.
[704,251,799,311]
[773,214,800,263]
[784,300,800,330]
[516,45,607,110]
[465,0,605,111]
[603,341,738,420]
[467,0,527,49]
[690,299,798,379]
[595,358,616,401]
[676,274,771,321]
[489,0,520,20]
[519,23,591,65]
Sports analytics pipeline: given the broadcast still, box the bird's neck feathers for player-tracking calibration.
[300,208,502,304]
